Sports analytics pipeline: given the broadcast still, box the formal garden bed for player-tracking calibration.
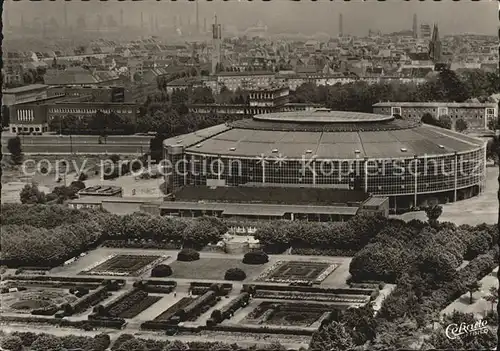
[256,260,339,284]
[252,290,370,304]
[79,254,168,277]
[0,288,78,315]
[142,290,220,329]
[92,289,162,319]
[0,278,123,318]
[241,301,334,327]
[153,297,195,322]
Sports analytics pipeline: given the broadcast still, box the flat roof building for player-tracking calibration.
[164,109,486,212]
[373,101,498,131]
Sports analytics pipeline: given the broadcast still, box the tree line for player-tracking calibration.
[48,110,136,135]
[1,204,229,267]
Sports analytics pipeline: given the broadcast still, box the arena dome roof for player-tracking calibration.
[164,111,485,160]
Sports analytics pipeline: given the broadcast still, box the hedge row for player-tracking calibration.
[141,280,178,286]
[101,240,182,250]
[190,282,233,296]
[208,324,315,336]
[4,275,126,285]
[1,204,228,267]
[209,293,250,325]
[103,288,145,317]
[133,280,177,294]
[180,291,218,322]
[291,247,359,257]
[69,286,110,315]
[241,284,374,296]
[0,315,125,329]
[9,280,101,290]
[254,215,388,254]
[143,285,176,294]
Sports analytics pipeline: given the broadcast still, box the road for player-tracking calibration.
[1,134,153,155]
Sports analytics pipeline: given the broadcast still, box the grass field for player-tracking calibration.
[169,258,270,281]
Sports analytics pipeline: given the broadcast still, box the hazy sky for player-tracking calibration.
[4,0,498,36]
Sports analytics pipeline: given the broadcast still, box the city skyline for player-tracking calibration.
[3,0,498,36]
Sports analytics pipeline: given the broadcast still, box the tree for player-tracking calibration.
[7,136,23,164]
[70,180,86,191]
[264,342,287,351]
[421,112,436,125]
[340,305,377,345]
[438,115,453,130]
[349,243,406,283]
[2,105,10,127]
[455,118,468,132]
[51,185,80,202]
[116,338,147,351]
[310,321,355,351]
[192,86,215,104]
[425,205,443,228]
[30,334,63,351]
[485,285,498,312]
[0,335,23,351]
[20,182,46,204]
[92,333,111,351]
[182,220,222,249]
[487,117,498,131]
[466,281,482,304]
[164,340,189,351]
[416,246,458,284]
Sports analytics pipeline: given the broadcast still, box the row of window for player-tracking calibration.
[48,108,134,114]
[17,109,34,122]
[11,125,46,133]
[389,107,496,116]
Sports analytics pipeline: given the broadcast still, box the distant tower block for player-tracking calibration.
[64,3,68,28]
[429,23,442,62]
[120,9,124,27]
[413,14,418,39]
[140,12,144,30]
[339,13,343,37]
[196,0,200,33]
[211,15,222,74]
[204,17,207,33]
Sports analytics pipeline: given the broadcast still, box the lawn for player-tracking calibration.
[169,258,270,281]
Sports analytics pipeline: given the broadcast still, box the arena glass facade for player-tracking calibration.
[164,111,486,211]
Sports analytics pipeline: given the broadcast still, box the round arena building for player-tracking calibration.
[163,110,486,210]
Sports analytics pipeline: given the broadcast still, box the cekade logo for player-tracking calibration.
[445,320,489,339]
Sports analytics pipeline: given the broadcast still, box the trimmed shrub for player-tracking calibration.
[242,251,268,264]
[177,248,200,262]
[224,268,246,281]
[151,264,173,277]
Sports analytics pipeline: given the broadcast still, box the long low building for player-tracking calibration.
[67,190,389,221]
[373,101,498,130]
[163,109,486,211]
